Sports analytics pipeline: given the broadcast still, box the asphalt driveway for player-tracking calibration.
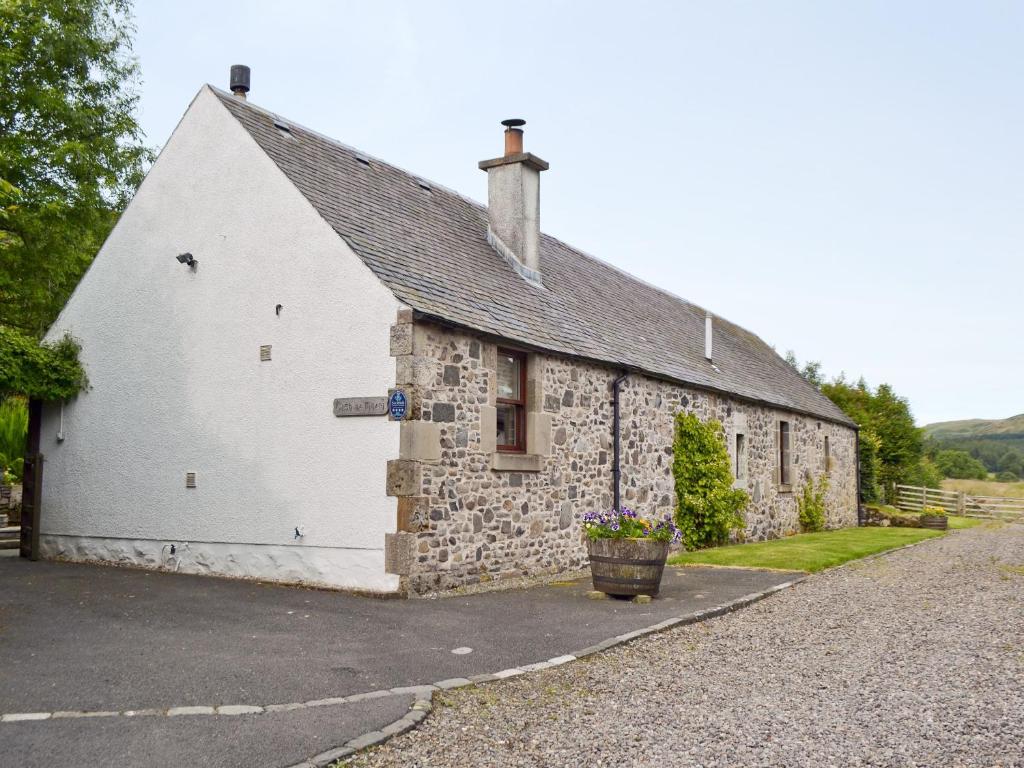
[0,553,796,767]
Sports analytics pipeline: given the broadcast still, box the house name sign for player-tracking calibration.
[332,389,409,420]
[333,397,388,417]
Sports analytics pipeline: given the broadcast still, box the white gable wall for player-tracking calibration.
[39,87,402,592]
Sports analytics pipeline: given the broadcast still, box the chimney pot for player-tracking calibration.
[230,64,251,99]
[501,118,526,156]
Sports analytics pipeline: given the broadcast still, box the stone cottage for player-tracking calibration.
[35,68,857,595]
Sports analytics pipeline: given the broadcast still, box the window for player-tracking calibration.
[823,436,831,473]
[779,421,791,486]
[496,348,526,452]
[735,433,747,482]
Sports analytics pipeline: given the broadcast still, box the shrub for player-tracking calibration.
[0,327,87,400]
[995,471,1019,483]
[0,397,28,483]
[582,507,681,543]
[797,473,829,532]
[671,412,748,550]
[902,457,944,492]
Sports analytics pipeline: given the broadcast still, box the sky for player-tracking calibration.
[132,1,1022,426]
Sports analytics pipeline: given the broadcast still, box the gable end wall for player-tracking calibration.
[37,87,403,592]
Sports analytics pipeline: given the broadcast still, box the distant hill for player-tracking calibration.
[925,415,1024,476]
[925,414,1024,439]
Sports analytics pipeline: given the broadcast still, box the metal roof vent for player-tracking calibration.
[185,472,197,489]
[229,65,250,100]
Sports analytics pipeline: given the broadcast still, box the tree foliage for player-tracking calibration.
[820,376,923,498]
[672,412,748,550]
[0,0,149,336]
[787,352,925,499]
[932,449,988,480]
[903,456,944,489]
[858,429,882,503]
[0,396,27,482]
[784,350,825,388]
[0,325,87,400]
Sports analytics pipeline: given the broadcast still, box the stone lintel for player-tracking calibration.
[491,452,543,473]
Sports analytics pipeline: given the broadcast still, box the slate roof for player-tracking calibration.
[213,87,854,427]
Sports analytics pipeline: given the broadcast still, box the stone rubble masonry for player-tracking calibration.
[386,315,857,594]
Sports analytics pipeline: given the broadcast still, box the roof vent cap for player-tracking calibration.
[230,64,250,99]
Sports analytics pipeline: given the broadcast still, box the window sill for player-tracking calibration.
[777,483,793,494]
[491,452,544,473]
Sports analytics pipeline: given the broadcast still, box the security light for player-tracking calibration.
[176,252,197,269]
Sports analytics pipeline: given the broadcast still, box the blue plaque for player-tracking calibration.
[388,390,408,420]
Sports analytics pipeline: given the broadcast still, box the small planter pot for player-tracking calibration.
[587,537,669,597]
[919,514,948,530]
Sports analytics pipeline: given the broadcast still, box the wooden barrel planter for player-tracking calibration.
[919,514,948,530]
[587,538,669,597]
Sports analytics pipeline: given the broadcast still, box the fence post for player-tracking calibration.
[921,485,926,510]
[957,491,965,516]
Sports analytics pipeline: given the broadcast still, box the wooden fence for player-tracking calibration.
[895,484,1024,520]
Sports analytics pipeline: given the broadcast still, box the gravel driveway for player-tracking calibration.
[352,524,1024,767]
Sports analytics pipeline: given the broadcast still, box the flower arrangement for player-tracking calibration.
[582,507,681,543]
[920,506,947,517]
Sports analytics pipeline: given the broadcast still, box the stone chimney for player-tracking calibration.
[478,119,549,284]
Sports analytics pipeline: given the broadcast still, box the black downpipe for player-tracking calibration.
[612,372,629,511]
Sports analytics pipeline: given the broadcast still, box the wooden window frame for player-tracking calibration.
[735,433,747,482]
[496,347,527,454]
[779,421,792,486]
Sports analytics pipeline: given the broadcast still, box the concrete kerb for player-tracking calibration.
[302,574,811,766]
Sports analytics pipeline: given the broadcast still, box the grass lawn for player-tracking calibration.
[941,478,1024,499]
[948,515,984,529]
[668,527,945,573]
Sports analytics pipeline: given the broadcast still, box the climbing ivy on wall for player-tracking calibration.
[672,411,749,550]
[0,326,87,400]
[797,473,829,532]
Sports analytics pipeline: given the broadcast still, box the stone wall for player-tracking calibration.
[386,317,857,594]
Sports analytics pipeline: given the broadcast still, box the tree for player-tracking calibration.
[904,457,944,489]
[997,450,1024,478]
[0,0,149,337]
[820,375,924,498]
[933,449,988,480]
[784,350,825,388]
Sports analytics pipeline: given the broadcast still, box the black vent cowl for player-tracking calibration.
[230,65,250,98]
